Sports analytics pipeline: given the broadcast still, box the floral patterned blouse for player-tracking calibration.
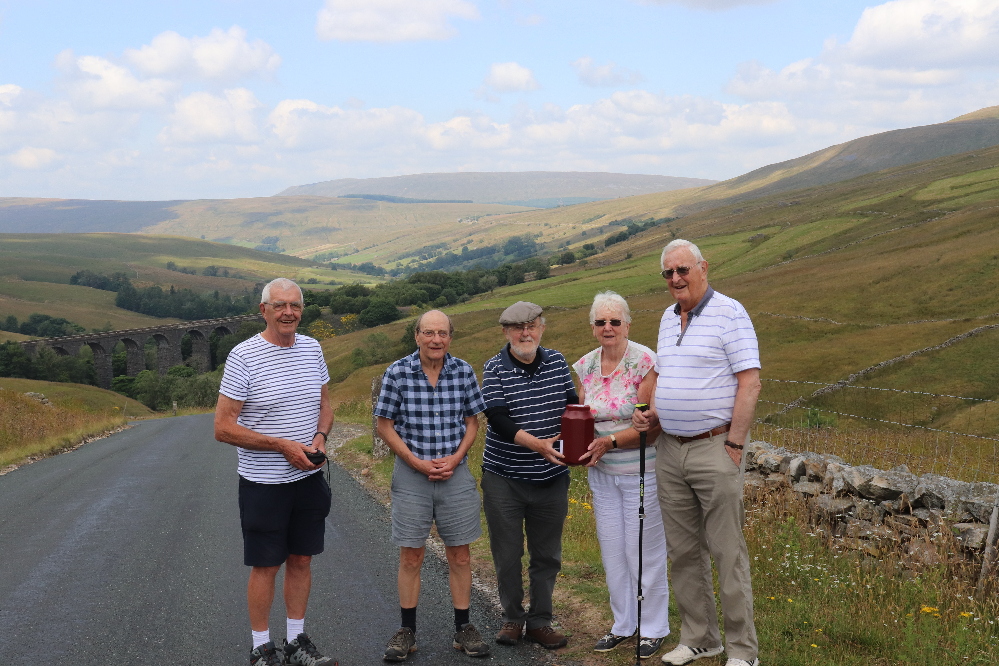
[572,340,657,475]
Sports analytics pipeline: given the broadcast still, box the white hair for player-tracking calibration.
[261,278,303,304]
[589,291,631,324]
[661,239,704,268]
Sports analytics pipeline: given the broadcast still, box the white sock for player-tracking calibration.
[252,629,270,649]
[287,617,305,643]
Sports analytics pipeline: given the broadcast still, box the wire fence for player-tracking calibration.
[755,379,999,483]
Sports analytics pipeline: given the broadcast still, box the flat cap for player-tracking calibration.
[499,301,543,325]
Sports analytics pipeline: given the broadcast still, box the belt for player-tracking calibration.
[675,423,731,444]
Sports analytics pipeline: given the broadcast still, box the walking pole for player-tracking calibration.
[634,403,649,665]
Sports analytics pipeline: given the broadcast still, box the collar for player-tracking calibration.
[673,285,715,318]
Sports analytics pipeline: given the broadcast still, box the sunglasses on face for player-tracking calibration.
[593,319,623,327]
[661,264,698,279]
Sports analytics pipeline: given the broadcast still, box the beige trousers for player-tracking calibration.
[655,431,757,661]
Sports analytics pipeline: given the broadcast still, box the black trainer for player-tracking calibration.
[283,633,336,665]
[594,631,634,652]
[383,627,417,662]
[250,641,285,666]
[453,623,491,657]
[638,636,665,659]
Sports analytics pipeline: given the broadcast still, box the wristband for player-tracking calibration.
[724,440,743,450]
[610,434,618,449]
[314,431,328,442]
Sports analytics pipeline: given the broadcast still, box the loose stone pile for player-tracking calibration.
[744,441,999,564]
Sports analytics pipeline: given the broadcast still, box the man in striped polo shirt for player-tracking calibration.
[374,310,490,662]
[634,240,762,666]
[480,301,578,650]
[215,278,336,666]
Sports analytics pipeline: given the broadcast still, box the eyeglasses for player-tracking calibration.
[593,319,623,327]
[265,301,303,312]
[419,329,451,339]
[505,322,540,333]
[661,263,699,279]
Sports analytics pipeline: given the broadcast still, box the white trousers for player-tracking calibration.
[588,466,671,638]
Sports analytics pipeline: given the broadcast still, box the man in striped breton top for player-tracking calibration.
[480,301,578,651]
[374,310,490,662]
[633,240,763,666]
[215,278,336,666]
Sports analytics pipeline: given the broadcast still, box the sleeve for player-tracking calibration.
[560,356,577,404]
[721,302,761,374]
[373,365,402,420]
[218,348,250,401]
[316,343,330,385]
[485,405,521,441]
[463,366,487,417]
[480,359,507,410]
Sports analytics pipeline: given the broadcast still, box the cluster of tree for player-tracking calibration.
[2,314,85,338]
[390,234,541,276]
[164,262,198,275]
[603,217,677,248]
[255,236,284,253]
[0,342,96,385]
[112,366,222,411]
[397,242,449,262]
[329,261,387,276]
[70,270,133,292]
[114,284,256,320]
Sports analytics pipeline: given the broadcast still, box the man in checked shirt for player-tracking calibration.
[374,310,491,662]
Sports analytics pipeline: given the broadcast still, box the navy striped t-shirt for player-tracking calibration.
[481,345,574,483]
[219,333,330,484]
[654,288,760,437]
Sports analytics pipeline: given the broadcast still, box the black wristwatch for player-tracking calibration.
[314,431,328,442]
[723,440,743,450]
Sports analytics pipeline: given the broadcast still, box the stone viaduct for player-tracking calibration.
[18,314,264,390]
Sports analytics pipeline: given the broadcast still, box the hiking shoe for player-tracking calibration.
[453,623,490,657]
[495,622,524,645]
[594,631,633,652]
[525,625,568,649]
[638,637,666,659]
[283,633,336,665]
[725,659,759,666]
[383,627,417,662]
[661,643,724,664]
[250,641,286,666]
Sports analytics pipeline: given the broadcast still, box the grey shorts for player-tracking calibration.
[391,455,482,548]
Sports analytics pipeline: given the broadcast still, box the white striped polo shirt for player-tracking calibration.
[219,333,330,484]
[654,288,760,437]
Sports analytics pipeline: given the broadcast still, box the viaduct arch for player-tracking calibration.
[18,314,264,390]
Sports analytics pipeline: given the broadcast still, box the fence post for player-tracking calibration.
[371,375,389,458]
[977,487,999,594]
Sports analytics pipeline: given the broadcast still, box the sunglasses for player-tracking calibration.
[593,319,623,327]
[661,264,698,279]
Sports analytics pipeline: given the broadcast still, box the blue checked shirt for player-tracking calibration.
[374,351,486,460]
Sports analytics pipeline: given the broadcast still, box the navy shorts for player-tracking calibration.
[238,472,332,567]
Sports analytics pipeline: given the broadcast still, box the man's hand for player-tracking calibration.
[578,436,613,467]
[279,439,322,471]
[531,436,566,466]
[724,442,742,468]
[632,405,658,432]
[426,451,462,480]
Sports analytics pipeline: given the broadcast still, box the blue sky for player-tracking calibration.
[1,0,997,200]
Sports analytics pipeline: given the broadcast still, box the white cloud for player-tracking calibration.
[8,147,59,169]
[161,89,262,144]
[635,0,778,10]
[57,51,177,110]
[837,0,999,69]
[126,27,281,81]
[484,62,540,93]
[316,0,479,42]
[0,84,22,106]
[571,57,643,87]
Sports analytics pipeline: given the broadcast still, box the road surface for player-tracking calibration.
[0,414,550,666]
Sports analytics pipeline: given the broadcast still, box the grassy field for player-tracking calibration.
[0,377,154,469]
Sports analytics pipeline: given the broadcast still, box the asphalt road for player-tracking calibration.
[0,414,550,666]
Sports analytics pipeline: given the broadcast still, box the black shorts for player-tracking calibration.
[238,472,332,567]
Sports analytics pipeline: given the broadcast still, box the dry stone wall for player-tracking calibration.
[745,441,999,564]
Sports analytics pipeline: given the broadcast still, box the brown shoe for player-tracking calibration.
[495,622,524,645]
[525,625,568,649]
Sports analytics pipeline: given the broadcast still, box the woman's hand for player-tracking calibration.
[579,436,613,467]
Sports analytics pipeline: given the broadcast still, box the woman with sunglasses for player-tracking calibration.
[572,291,671,660]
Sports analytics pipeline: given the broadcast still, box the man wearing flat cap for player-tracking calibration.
[479,301,579,650]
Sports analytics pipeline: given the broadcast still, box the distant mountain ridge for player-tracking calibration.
[275,171,716,206]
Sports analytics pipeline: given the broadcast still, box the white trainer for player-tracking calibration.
[660,643,724,665]
[725,659,759,666]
